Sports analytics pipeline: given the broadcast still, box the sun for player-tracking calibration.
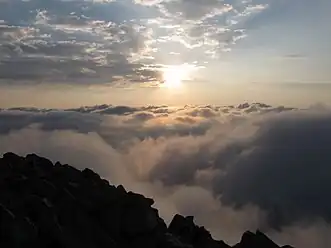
[161,65,191,89]
[163,70,183,88]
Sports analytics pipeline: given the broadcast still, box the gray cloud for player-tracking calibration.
[0,104,228,147]
[142,109,331,232]
[0,0,161,85]
[161,0,233,20]
[218,112,331,229]
[136,0,268,58]
[0,0,271,84]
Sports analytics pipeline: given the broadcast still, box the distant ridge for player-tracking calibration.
[0,152,294,248]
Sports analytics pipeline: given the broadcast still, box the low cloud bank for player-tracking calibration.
[1,103,331,247]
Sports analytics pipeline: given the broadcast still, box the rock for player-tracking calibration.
[117,184,127,194]
[121,205,159,237]
[168,214,195,242]
[119,192,165,239]
[168,214,230,248]
[234,230,279,248]
[82,168,100,182]
[3,152,22,163]
[0,153,294,248]
[26,154,54,170]
[162,233,193,248]
[0,204,16,241]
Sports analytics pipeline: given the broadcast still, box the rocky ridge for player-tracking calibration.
[0,153,294,248]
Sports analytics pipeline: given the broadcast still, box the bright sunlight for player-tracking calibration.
[161,64,195,89]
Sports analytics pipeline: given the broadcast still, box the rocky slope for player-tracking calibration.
[0,153,294,248]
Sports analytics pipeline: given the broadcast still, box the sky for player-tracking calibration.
[1,1,331,247]
[0,0,330,107]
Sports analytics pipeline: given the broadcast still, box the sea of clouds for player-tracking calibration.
[1,102,331,247]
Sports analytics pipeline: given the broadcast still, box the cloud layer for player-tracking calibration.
[0,0,269,86]
[2,103,331,247]
[0,0,161,85]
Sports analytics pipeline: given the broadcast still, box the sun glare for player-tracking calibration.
[161,64,193,89]
[163,70,183,88]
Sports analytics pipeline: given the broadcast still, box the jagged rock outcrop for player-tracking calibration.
[0,153,294,248]
[168,214,230,248]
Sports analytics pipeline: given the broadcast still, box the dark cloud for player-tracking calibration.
[218,112,331,229]
[145,110,331,231]
[0,110,103,134]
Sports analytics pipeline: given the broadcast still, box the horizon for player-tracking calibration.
[0,0,330,108]
[1,0,331,247]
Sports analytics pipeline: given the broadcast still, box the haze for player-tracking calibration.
[1,1,331,247]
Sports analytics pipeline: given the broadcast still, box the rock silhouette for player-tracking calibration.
[0,153,294,248]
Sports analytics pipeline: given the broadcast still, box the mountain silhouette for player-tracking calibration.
[0,152,294,248]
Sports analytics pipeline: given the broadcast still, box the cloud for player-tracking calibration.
[2,103,331,247]
[0,0,161,85]
[161,0,233,21]
[217,111,331,228]
[135,0,268,58]
[0,0,271,85]
[282,54,307,60]
[142,108,331,231]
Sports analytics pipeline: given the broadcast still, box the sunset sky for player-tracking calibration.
[0,0,330,107]
[2,1,331,247]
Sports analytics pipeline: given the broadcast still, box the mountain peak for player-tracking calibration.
[0,153,293,248]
